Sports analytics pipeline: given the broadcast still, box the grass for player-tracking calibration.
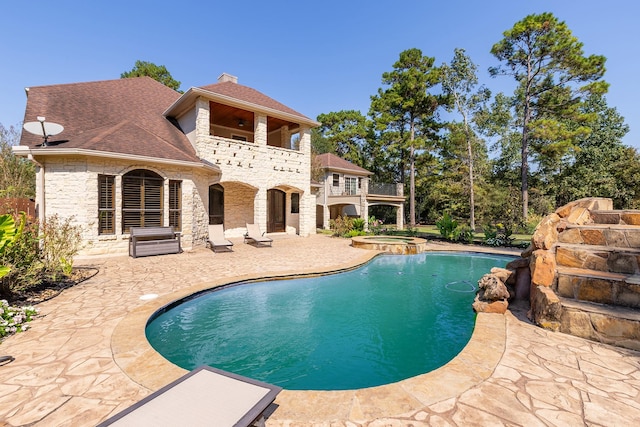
[386,225,531,248]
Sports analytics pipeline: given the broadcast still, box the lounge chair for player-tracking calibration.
[97,365,282,427]
[207,224,233,252]
[244,223,273,247]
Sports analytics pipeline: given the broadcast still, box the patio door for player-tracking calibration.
[267,189,285,233]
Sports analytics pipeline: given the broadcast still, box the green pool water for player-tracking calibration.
[146,252,512,390]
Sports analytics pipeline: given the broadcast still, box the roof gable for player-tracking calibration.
[316,153,371,175]
[20,77,199,163]
[198,81,309,120]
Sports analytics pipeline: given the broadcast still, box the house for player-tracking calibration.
[14,73,319,256]
[314,153,405,230]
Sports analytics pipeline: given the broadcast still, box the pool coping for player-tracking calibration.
[110,246,514,422]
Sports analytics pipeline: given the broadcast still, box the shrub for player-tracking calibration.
[454,225,475,244]
[345,229,366,238]
[483,222,515,247]
[329,215,354,237]
[0,299,38,339]
[352,217,366,232]
[368,216,384,235]
[38,215,83,282]
[436,213,458,241]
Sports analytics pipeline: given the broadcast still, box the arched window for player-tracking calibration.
[209,184,224,225]
[122,169,163,232]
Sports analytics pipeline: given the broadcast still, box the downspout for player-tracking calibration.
[27,154,45,224]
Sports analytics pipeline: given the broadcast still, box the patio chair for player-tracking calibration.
[244,223,273,247]
[97,365,282,427]
[207,224,234,252]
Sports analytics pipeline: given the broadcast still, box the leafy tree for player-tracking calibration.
[490,12,608,221]
[0,123,35,198]
[316,110,371,167]
[121,60,182,92]
[441,48,491,230]
[555,94,640,208]
[370,48,441,226]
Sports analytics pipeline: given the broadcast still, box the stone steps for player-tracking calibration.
[559,224,640,249]
[559,296,640,350]
[556,266,640,309]
[591,209,640,225]
[555,243,640,274]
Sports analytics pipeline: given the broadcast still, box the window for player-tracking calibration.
[98,175,115,235]
[332,173,340,186]
[169,180,182,231]
[345,177,358,195]
[291,193,300,214]
[231,134,247,141]
[122,169,163,232]
[209,184,224,225]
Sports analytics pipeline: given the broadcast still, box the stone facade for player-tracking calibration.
[37,156,212,257]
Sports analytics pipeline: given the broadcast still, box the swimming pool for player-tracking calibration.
[146,252,512,390]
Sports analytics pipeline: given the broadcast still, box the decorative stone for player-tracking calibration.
[558,228,584,244]
[607,253,638,274]
[472,296,508,314]
[556,247,586,268]
[530,285,562,331]
[621,212,640,225]
[559,309,596,340]
[583,253,609,272]
[604,229,628,247]
[566,207,592,225]
[591,313,640,340]
[581,229,606,246]
[576,278,614,304]
[490,267,513,284]
[477,274,510,301]
[625,230,640,248]
[532,213,560,250]
[521,244,534,258]
[530,250,556,288]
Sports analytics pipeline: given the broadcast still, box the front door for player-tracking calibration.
[267,189,285,232]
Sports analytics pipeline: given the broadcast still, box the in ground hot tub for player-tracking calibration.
[351,235,427,254]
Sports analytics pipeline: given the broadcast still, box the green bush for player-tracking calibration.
[368,216,384,235]
[352,217,366,232]
[329,215,354,237]
[1,214,83,297]
[483,222,515,247]
[454,225,475,244]
[436,213,458,241]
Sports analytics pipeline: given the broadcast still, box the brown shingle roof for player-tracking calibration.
[199,81,311,121]
[316,153,371,175]
[20,77,199,163]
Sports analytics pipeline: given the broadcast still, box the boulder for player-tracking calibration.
[530,249,557,288]
[478,273,510,301]
[473,296,508,314]
[532,213,560,250]
[490,267,513,283]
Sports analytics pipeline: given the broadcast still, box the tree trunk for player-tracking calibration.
[463,113,475,231]
[409,122,416,227]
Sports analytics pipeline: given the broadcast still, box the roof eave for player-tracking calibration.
[164,87,320,128]
[13,146,221,174]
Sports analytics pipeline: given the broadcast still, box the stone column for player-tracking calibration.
[254,114,267,146]
[194,97,210,158]
[254,187,267,231]
[396,204,404,230]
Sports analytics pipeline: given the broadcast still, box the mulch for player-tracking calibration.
[3,267,99,306]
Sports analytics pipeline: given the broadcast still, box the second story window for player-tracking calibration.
[332,174,339,186]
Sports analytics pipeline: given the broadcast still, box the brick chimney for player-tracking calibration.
[217,73,238,84]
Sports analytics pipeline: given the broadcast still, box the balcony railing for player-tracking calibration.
[369,183,401,196]
[328,182,402,197]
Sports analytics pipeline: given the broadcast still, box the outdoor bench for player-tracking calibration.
[129,226,181,258]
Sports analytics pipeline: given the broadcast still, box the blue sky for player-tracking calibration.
[2,1,639,148]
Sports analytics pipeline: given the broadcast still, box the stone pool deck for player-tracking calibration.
[1,234,639,426]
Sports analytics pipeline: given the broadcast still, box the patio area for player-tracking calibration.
[1,234,639,426]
